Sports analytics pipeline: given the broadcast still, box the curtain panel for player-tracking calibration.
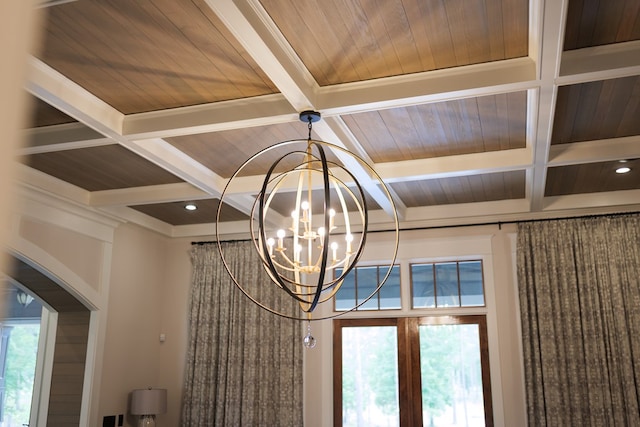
[517,214,640,426]
[181,241,303,426]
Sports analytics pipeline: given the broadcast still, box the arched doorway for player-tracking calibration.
[3,254,91,426]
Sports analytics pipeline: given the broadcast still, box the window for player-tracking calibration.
[411,261,484,308]
[334,316,493,427]
[334,265,401,311]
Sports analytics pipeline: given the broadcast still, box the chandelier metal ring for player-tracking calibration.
[216,114,399,322]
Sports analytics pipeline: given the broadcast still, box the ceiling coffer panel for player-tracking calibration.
[545,159,640,197]
[166,122,343,179]
[552,76,640,145]
[564,0,640,50]
[30,97,77,128]
[342,92,527,163]
[21,145,184,191]
[260,0,528,86]
[130,198,248,226]
[390,171,526,207]
[39,0,278,114]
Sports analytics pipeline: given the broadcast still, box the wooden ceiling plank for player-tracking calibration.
[397,0,436,70]
[41,9,158,112]
[502,0,529,58]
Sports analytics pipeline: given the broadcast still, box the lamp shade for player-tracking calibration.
[130,388,167,415]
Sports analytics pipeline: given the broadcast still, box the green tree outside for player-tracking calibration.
[4,324,39,425]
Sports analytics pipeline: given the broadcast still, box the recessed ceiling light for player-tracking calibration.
[616,166,631,174]
[184,203,197,211]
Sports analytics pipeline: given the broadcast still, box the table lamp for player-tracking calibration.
[130,388,167,427]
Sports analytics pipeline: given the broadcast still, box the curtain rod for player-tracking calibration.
[192,210,639,245]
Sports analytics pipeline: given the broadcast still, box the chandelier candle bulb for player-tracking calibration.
[277,229,286,250]
[331,242,339,262]
[346,233,353,253]
[267,238,275,257]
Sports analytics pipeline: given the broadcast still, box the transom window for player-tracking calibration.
[334,260,485,312]
[334,265,401,311]
[411,260,484,308]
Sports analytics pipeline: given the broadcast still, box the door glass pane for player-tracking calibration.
[419,324,485,427]
[342,326,399,427]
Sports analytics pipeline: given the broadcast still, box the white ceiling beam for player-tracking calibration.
[375,148,532,183]
[20,122,114,154]
[120,138,272,223]
[548,136,640,166]
[313,117,407,221]
[401,199,531,230]
[89,183,210,207]
[544,189,640,211]
[122,138,227,196]
[121,59,537,141]
[98,205,174,236]
[27,58,257,216]
[15,164,90,206]
[316,58,537,116]
[527,0,569,212]
[559,40,640,85]
[122,94,297,140]
[26,57,124,139]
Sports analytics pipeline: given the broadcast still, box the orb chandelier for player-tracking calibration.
[216,111,399,345]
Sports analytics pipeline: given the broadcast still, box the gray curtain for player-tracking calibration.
[517,214,640,426]
[181,241,303,426]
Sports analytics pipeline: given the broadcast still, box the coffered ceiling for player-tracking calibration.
[17,0,640,238]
